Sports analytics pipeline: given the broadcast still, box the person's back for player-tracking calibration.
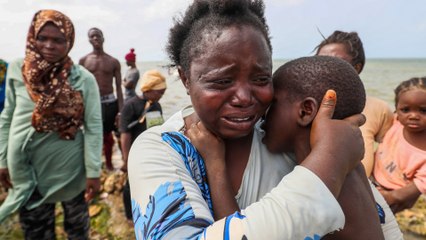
[373,77,426,213]
[263,56,402,239]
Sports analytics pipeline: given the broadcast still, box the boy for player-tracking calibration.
[262,56,380,239]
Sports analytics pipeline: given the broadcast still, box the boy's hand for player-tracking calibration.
[310,89,365,173]
[186,121,226,170]
[303,90,366,197]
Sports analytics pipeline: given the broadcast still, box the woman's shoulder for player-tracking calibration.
[6,58,24,81]
[72,63,95,79]
[70,63,97,86]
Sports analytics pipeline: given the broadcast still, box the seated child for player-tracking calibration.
[188,56,403,239]
[372,77,426,213]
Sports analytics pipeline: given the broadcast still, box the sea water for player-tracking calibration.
[128,58,426,120]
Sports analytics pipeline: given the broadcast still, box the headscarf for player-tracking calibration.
[125,48,136,62]
[22,9,84,140]
[140,69,167,92]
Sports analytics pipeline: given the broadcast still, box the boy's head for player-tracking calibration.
[263,56,366,154]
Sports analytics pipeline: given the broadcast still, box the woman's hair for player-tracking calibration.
[394,77,426,106]
[315,30,365,73]
[166,0,271,73]
[273,56,366,120]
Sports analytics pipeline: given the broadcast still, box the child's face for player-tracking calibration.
[396,88,426,133]
[262,90,300,153]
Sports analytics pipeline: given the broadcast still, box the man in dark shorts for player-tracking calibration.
[79,27,123,170]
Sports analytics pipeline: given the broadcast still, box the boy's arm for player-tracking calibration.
[378,182,421,213]
[323,164,384,240]
[186,121,240,220]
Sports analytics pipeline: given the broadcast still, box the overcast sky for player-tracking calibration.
[1,0,425,62]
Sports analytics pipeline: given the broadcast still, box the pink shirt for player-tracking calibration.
[373,118,426,193]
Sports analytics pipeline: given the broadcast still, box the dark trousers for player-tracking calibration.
[122,179,132,220]
[19,191,89,240]
[102,101,119,170]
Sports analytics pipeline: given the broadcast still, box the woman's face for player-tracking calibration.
[36,23,69,63]
[183,25,273,139]
[144,89,166,103]
[317,43,353,65]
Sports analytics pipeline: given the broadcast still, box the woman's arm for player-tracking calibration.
[80,69,103,201]
[360,98,394,177]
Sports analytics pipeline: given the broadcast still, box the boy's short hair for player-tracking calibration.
[273,56,366,120]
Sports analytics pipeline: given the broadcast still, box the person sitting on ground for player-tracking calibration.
[0,10,102,239]
[372,77,426,214]
[188,56,403,239]
[122,48,140,103]
[315,30,394,177]
[119,69,166,220]
[79,27,122,171]
[128,0,368,239]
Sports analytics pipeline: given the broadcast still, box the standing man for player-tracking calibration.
[80,27,123,171]
[122,48,140,103]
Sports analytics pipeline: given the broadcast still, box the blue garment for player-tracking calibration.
[0,59,8,112]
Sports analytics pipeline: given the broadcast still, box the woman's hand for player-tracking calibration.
[0,168,12,190]
[85,177,100,202]
[302,90,366,197]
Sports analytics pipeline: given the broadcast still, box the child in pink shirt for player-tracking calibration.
[373,77,426,213]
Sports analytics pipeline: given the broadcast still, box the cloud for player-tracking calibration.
[139,0,192,22]
[268,0,305,7]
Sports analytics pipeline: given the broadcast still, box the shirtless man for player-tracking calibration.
[79,27,123,170]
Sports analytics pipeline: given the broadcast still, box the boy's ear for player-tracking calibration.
[297,97,319,127]
[178,66,190,95]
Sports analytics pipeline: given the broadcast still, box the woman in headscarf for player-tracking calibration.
[119,69,167,220]
[0,10,102,239]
